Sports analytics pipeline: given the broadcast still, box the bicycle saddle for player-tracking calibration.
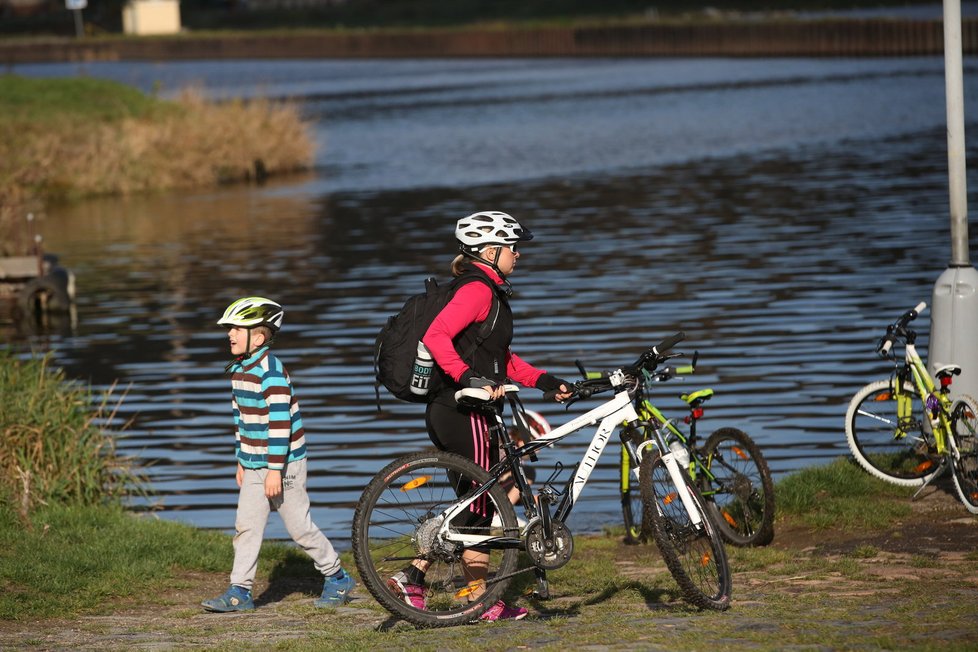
[681,388,714,407]
[935,365,962,379]
[455,384,520,407]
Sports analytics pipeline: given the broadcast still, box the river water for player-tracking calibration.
[5,56,978,543]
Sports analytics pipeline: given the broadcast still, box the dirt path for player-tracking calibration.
[3,486,977,651]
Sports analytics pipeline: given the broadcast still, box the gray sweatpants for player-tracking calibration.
[230,458,341,589]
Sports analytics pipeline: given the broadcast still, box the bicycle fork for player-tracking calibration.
[624,422,703,526]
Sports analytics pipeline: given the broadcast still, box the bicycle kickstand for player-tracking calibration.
[911,459,948,500]
[533,568,550,600]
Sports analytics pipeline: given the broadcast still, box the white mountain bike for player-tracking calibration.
[845,302,978,513]
[352,333,732,628]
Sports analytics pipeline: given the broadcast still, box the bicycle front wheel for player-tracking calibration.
[950,395,978,514]
[351,451,520,628]
[640,451,732,611]
[845,379,941,486]
[700,427,775,547]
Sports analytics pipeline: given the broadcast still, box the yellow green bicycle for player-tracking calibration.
[578,351,776,547]
[845,302,978,513]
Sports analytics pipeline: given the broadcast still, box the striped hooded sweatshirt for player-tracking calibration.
[228,346,307,470]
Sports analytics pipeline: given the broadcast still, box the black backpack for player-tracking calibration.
[374,273,501,406]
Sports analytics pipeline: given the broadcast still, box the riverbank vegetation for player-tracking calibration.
[4,355,977,646]
[6,352,973,645]
[0,350,140,521]
[0,75,313,249]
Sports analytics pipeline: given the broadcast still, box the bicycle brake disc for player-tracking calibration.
[525,521,574,570]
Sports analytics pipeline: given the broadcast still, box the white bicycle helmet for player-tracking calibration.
[455,211,534,255]
[217,296,284,332]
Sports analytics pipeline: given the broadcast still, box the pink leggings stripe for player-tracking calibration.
[470,412,490,517]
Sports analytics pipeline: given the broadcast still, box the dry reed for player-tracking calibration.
[0,88,314,201]
[0,351,142,523]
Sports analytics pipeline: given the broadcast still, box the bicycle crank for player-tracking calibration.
[525,521,574,570]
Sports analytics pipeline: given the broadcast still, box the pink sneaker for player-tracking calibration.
[387,571,426,610]
[480,600,528,621]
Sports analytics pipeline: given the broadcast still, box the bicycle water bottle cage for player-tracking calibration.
[538,462,569,504]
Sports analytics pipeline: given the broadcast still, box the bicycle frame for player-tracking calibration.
[632,399,722,487]
[896,342,952,455]
[437,378,703,549]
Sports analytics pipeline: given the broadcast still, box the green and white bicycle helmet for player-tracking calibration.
[217,297,284,332]
[455,211,534,255]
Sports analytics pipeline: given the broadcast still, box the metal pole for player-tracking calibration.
[73,8,84,38]
[944,0,968,263]
[930,0,978,402]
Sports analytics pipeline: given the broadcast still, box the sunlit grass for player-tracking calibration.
[775,457,914,530]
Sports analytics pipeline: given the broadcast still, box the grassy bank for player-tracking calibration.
[5,354,975,647]
[0,456,919,622]
[0,75,313,252]
[5,458,978,650]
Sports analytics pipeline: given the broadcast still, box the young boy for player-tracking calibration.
[202,296,354,612]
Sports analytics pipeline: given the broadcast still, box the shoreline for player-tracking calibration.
[2,18,977,64]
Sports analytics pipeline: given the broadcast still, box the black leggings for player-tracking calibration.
[426,399,498,525]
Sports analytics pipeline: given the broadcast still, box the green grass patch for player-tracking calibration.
[0,75,171,125]
[0,502,330,620]
[775,457,914,530]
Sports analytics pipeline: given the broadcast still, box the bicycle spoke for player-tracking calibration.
[846,380,940,486]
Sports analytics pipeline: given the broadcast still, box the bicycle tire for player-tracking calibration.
[620,444,647,544]
[640,450,732,611]
[699,427,775,547]
[351,450,520,627]
[845,379,942,487]
[950,395,978,514]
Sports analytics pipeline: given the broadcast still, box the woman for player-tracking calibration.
[388,210,570,622]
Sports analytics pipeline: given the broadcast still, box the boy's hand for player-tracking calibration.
[265,469,283,499]
[236,463,244,488]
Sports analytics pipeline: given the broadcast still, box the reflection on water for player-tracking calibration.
[5,57,978,544]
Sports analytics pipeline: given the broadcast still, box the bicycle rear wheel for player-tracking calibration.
[845,379,941,486]
[700,427,775,547]
[351,451,519,628]
[640,451,732,611]
[950,395,978,514]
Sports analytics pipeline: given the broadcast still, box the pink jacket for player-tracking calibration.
[422,262,545,388]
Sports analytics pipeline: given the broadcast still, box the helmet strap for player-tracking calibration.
[223,328,272,373]
[462,247,513,297]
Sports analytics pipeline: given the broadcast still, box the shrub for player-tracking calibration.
[0,350,142,521]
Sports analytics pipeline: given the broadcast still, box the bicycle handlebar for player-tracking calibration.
[565,332,688,403]
[877,302,926,357]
